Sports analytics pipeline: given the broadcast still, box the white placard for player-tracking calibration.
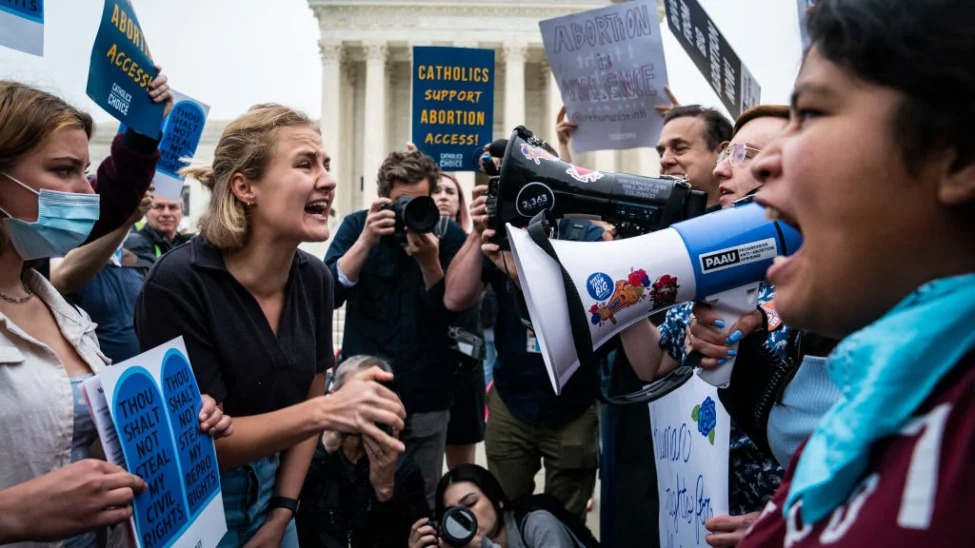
[85,337,226,548]
[649,375,730,548]
[0,1,43,56]
[539,0,669,153]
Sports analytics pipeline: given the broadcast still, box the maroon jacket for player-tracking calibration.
[740,354,975,547]
[84,130,160,244]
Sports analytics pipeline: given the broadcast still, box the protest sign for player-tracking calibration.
[87,0,165,138]
[0,0,43,55]
[84,337,225,548]
[411,46,494,171]
[664,0,761,119]
[649,374,730,548]
[153,91,209,200]
[797,0,817,51]
[540,0,669,154]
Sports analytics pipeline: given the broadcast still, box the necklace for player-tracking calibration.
[0,278,34,304]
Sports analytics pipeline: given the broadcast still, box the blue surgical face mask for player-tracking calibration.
[0,172,100,260]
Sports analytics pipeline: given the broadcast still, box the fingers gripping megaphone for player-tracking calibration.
[506,202,802,395]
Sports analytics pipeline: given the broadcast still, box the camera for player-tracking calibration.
[429,506,478,547]
[381,194,440,243]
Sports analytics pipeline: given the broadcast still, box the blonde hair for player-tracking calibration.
[182,103,315,250]
[0,81,95,255]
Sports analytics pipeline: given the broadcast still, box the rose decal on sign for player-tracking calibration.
[692,396,717,445]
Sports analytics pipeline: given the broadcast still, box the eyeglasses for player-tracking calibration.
[716,143,763,167]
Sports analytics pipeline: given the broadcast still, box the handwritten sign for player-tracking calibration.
[0,0,43,55]
[540,0,669,154]
[664,0,761,119]
[86,0,164,138]
[411,46,495,171]
[84,337,225,548]
[153,91,209,200]
[649,375,730,548]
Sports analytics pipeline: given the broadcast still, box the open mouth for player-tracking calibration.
[304,199,330,218]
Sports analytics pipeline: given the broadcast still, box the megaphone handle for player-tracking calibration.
[695,283,761,388]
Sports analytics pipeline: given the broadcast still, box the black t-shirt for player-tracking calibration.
[135,236,335,416]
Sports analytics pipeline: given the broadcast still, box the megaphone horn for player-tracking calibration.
[507,202,802,395]
[489,127,707,249]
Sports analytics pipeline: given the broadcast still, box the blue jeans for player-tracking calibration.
[218,454,299,547]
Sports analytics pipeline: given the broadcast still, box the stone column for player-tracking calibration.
[362,41,388,207]
[319,40,346,209]
[503,42,527,135]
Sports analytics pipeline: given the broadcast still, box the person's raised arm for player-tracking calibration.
[444,185,489,311]
[406,230,443,290]
[84,68,173,243]
[555,106,577,163]
[333,198,394,284]
[50,191,151,294]
[619,319,677,382]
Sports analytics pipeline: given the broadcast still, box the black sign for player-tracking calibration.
[664,0,761,119]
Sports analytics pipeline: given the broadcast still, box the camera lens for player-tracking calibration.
[439,506,477,546]
[401,195,439,233]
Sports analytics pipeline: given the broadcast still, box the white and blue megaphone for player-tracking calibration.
[506,202,802,395]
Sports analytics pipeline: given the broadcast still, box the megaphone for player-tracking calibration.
[487,127,708,248]
[506,202,802,395]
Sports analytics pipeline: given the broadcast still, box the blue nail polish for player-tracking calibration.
[717,359,727,365]
[727,349,737,357]
[714,320,726,328]
[726,330,743,344]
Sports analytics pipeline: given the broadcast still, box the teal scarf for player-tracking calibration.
[787,273,975,523]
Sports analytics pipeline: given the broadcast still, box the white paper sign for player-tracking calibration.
[85,337,226,548]
[649,375,730,548]
[0,1,44,56]
[539,0,669,153]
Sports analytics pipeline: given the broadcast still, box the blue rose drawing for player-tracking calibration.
[692,396,717,445]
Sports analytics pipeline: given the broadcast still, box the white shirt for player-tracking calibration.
[0,269,111,548]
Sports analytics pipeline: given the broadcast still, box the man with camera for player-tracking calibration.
[325,150,468,508]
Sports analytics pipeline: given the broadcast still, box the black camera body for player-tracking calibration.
[381,195,440,243]
[487,126,708,248]
[429,506,478,547]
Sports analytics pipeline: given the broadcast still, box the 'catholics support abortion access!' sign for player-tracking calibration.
[87,0,165,138]
[540,0,670,153]
[83,337,225,548]
[0,0,43,55]
[411,46,495,172]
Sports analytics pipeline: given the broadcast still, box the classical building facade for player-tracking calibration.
[307,0,664,220]
[90,0,666,257]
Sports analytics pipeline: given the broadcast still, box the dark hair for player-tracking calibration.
[434,464,509,525]
[732,105,790,138]
[808,0,975,173]
[376,150,441,198]
[663,105,732,151]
